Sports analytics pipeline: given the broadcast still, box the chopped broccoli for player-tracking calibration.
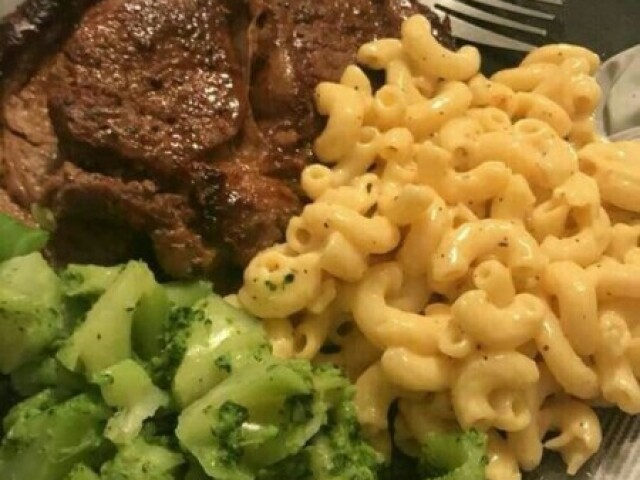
[0,390,111,480]
[130,279,212,363]
[99,436,184,480]
[11,356,85,397]
[147,294,270,407]
[94,359,169,445]
[259,367,382,480]
[176,359,323,480]
[134,281,213,364]
[184,463,211,480]
[418,430,488,480]
[0,375,20,423]
[132,286,171,361]
[163,281,212,309]
[0,223,439,480]
[306,399,381,480]
[0,213,49,262]
[65,464,100,480]
[0,252,63,373]
[57,261,157,375]
[60,265,125,298]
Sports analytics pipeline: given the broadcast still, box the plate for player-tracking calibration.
[0,1,639,479]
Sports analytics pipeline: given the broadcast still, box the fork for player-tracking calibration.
[420,0,565,52]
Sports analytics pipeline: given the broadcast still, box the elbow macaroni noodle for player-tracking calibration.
[237,14,640,477]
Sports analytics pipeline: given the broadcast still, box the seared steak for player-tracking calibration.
[0,188,33,224]
[191,148,301,266]
[1,0,97,214]
[45,163,216,277]
[0,0,453,287]
[249,0,452,164]
[3,63,59,207]
[48,0,247,187]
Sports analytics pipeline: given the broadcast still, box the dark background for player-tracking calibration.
[461,0,640,73]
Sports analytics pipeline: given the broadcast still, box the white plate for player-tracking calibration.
[1,1,639,479]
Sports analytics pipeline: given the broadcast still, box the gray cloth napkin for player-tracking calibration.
[596,45,640,141]
[527,46,640,480]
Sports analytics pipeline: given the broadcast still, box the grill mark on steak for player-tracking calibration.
[0,0,453,288]
[191,147,301,266]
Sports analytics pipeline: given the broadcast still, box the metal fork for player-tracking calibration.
[420,0,565,52]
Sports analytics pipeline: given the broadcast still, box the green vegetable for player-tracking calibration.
[171,294,271,407]
[176,360,321,480]
[0,252,63,373]
[94,359,169,445]
[306,396,381,480]
[0,226,413,480]
[57,262,156,375]
[65,464,100,480]
[65,438,184,480]
[0,213,49,262]
[0,391,111,480]
[61,265,125,298]
[99,437,183,480]
[419,430,488,480]
[259,367,382,480]
[0,375,19,421]
[11,356,85,397]
[184,463,210,480]
[163,281,212,309]
[132,286,171,361]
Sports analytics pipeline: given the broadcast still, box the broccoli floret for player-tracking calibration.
[256,450,312,480]
[132,285,172,361]
[184,463,212,480]
[0,213,49,262]
[11,356,85,397]
[99,436,184,480]
[306,400,381,480]
[94,359,169,445]
[0,390,111,480]
[57,261,157,375]
[0,252,63,373]
[418,430,488,480]
[60,265,125,299]
[177,359,323,480]
[65,464,100,480]
[163,281,212,309]
[0,375,20,424]
[257,365,382,480]
[147,294,270,407]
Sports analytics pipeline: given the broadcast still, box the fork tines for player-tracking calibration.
[421,0,565,52]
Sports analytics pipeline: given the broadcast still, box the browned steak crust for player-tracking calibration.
[45,162,216,277]
[48,0,247,187]
[0,0,453,287]
[249,0,452,158]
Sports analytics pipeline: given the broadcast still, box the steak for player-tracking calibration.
[3,63,59,207]
[0,0,453,287]
[249,0,453,164]
[0,0,97,215]
[45,163,216,277]
[0,188,33,224]
[47,0,247,187]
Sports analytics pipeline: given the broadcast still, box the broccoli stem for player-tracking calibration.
[57,262,157,375]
